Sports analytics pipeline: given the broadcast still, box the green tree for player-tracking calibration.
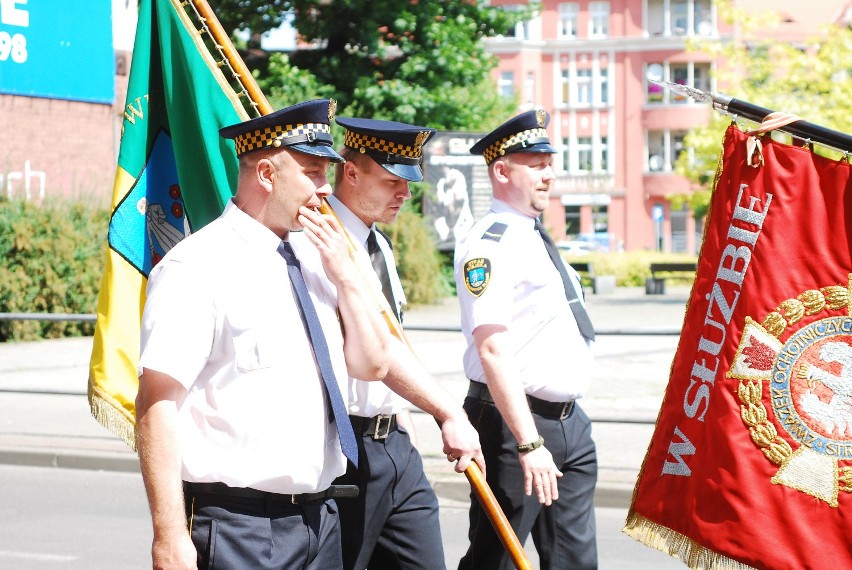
[222,0,523,130]
[675,2,852,215]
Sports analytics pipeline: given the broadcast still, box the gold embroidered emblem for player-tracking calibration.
[414,130,431,152]
[727,275,852,507]
[464,258,491,297]
[328,99,337,122]
[535,109,546,127]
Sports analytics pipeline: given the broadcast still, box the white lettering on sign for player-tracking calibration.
[0,0,28,63]
[0,0,29,27]
[663,183,774,477]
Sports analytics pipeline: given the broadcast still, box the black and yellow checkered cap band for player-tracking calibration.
[344,130,425,163]
[483,127,550,164]
[233,123,332,156]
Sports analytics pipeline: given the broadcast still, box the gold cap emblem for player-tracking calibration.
[535,109,546,127]
[414,130,431,151]
[328,99,337,122]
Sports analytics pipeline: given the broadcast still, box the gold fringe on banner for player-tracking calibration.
[623,514,757,570]
[88,383,137,451]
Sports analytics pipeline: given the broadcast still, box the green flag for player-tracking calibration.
[88,0,248,447]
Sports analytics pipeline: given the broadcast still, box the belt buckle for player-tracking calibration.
[559,400,574,420]
[290,493,299,505]
[372,414,393,440]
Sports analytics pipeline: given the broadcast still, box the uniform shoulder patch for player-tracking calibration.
[482,222,508,242]
[463,258,491,297]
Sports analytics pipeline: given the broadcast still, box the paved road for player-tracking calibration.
[0,286,693,568]
[0,464,683,569]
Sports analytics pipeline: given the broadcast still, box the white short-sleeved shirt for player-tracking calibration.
[327,194,409,417]
[453,199,594,402]
[139,201,349,494]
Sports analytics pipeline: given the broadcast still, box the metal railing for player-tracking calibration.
[1,313,676,425]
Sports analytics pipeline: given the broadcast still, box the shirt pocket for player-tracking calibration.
[232,327,280,372]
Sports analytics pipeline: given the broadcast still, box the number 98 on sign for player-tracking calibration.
[0,31,27,63]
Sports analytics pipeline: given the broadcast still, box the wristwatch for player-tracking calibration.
[516,435,544,453]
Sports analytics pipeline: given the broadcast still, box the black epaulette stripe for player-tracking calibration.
[482,222,508,242]
[375,227,393,250]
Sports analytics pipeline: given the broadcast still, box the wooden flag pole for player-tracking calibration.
[189,2,531,567]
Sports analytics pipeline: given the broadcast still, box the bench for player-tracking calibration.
[645,262,697,294]
[569,262,616,295]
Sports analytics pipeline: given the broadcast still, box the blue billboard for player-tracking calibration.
[0,0,115,103]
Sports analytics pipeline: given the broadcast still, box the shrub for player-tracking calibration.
[564,251,698,287]
[0,199,107,341]
[381,210,446,306]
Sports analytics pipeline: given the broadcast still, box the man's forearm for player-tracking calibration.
[137,400,188,541]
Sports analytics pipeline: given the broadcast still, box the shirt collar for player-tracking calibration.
[327,194,373,250]
[222,199,284,251]
[490,198,537,230]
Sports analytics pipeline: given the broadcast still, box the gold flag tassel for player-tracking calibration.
[623,514,757,570]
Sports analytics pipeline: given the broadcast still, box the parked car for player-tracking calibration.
[556,240,597,256]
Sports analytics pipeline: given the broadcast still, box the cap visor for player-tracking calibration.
[515,142,557,155]
[381,162,423,182]
[290,143,345,163]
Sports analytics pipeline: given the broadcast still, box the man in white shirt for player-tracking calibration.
[454,109,598,569]
[330,116,483,570]
[135,99,392,569]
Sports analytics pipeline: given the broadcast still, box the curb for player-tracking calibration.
[0,447,633,508]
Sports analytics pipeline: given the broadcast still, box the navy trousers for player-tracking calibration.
[458,398,598,570]
[335,423,446,570]
[185,487,342,569]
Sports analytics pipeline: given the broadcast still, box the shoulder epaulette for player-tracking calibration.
[482,222,508,242]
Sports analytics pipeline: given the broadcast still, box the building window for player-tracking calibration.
[577,137,593,172]
[597,68,609,105]
[561,136,570,172]
[646,63,664,103]
[671,0,689,35]
[564,205,581,236]
[647,62,711,104]
[671,64,689,103]
[589,1,609,37]
[558,3,579,38]
[503,5,532,40]
[600,136,609,171]
[499,71,515,98]
[693,63,711,92]
[647,131,665,172]
[647,130,690,171]
[592,204,608,233]
[646,0,714,37]
[561,70,570,104]
[576,69,592,105]
[524,72,535,104]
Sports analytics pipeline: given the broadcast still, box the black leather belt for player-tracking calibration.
[183,481,359,505]
[467,381,575,420]
[349,414,397,440]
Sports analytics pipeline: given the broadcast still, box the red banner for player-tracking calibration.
[626,126,852,569]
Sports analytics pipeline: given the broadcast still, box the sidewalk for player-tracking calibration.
[0,286,689,508]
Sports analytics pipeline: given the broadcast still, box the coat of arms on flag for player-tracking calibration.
[625,123,852,569]
[87,0,247,447]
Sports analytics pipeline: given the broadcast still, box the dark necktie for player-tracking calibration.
[534,220,596,341]
[277,241,358,467]
[366,230,400,322]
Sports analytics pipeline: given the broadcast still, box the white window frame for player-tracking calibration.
[558,3,579,38]
[589,1,610,38]
[499,71,515,98]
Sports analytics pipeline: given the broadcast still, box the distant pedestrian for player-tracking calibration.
[455,109,598,569]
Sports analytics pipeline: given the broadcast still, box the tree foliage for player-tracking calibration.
[225,0,523,131]
[675,1,852,214]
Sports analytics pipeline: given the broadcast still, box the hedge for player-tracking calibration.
[0,199,108,341]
